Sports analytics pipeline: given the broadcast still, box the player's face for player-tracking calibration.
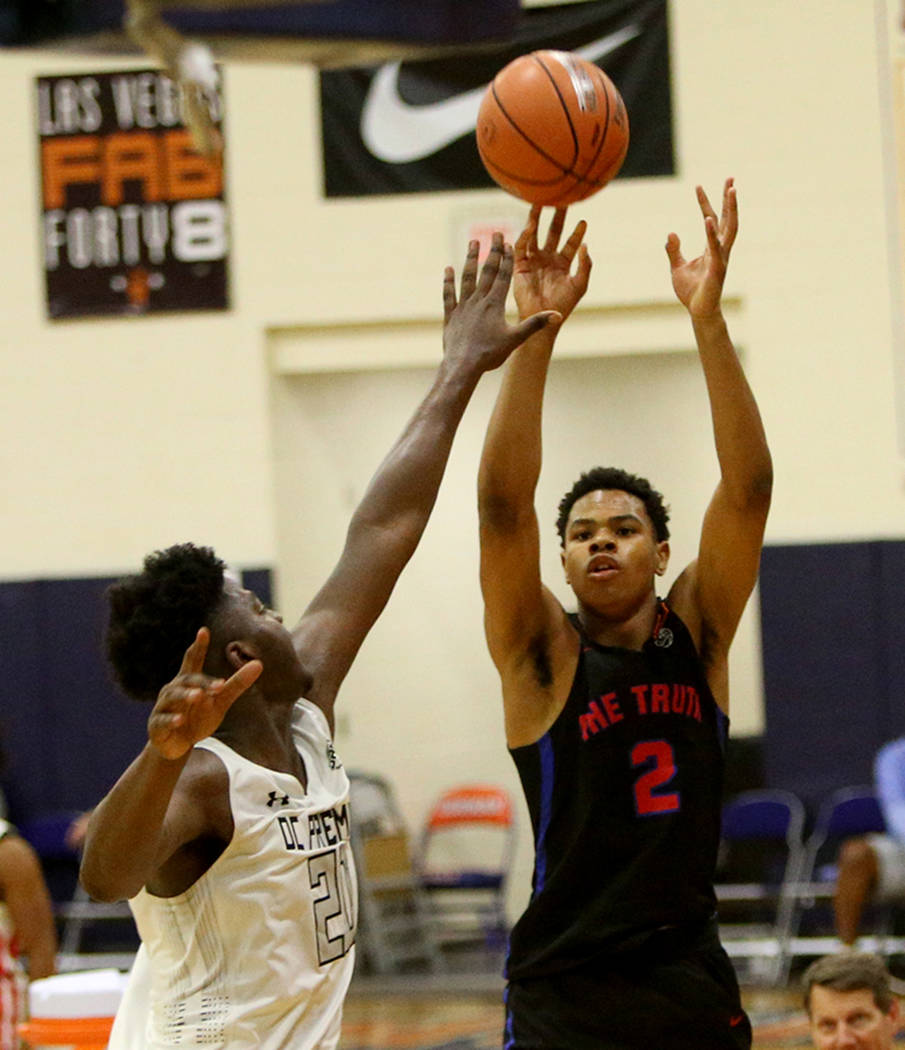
[561,489,668,614]
[808,986,899,1049]
[219,581,309,697]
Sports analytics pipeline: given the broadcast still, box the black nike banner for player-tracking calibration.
[319,0,673,199]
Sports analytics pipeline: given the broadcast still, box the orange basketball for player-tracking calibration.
[476,50,629,207]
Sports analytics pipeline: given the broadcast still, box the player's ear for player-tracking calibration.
[561,548,570,585]
[225,639,260,671]
[655,541,670,576]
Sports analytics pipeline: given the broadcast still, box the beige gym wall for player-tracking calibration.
[1,1,902,915]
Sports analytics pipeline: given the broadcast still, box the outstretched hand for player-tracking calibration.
[442,232,560,373]
[666,178,738,320]
[147,628,262,761]
[513,206,592,323]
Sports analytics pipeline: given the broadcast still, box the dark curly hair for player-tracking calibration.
[106,543,227,702]
[556,467,670,546]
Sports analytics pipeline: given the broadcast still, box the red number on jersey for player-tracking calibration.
[631,739,680,816]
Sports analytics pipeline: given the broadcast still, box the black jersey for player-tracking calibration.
[506,603,727,981]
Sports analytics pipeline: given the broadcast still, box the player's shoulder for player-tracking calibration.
[172,746,232,829]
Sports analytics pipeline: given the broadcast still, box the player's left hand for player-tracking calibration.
[666,178,738,320]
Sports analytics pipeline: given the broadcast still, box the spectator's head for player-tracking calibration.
[803,953,899,1049]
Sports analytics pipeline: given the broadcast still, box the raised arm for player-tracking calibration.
[80,629,262,902]
[294,234,557,717]
[665,180,772,709]
[478,208,591,743]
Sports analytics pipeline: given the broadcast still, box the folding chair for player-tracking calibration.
[415,784,515,955]
[347,771,443,975]
[788,785,901,962]
[715,789,807,984]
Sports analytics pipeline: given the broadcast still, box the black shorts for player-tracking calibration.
[503,921,751,1050]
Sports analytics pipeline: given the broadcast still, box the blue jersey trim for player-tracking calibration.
[533,733,555,895]
[503,984,514,1049]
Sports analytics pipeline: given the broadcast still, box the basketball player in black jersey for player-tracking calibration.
[478,180,771,1049]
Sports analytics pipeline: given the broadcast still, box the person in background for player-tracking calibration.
[804,952,900,1049]
[0,816,57,1050]
[834,738,905,948]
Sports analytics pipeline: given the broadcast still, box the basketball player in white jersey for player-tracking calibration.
[79,235,559,1050]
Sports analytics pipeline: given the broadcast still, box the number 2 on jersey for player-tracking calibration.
[309,845,356,964]
[631,739,680,816]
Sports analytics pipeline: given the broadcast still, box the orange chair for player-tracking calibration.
[19,1014,113,1050]
[416,784,515,952]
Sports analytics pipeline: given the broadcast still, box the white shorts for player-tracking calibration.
[866,833,905,900]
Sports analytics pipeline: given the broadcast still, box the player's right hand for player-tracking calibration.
[513,206,591,323]
[442,232,559,374]
[147,627,262,760]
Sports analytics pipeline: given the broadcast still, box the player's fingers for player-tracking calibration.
[148,710,186,734]
[520,203,541,255]
[704,216,725,266]
[477,233,504,295]
[664,232,684,269]
[459,240,480,300]
[158,675,224,709]
[573,243,593,295]
[543,208,567,252]
[560,220,587,264]
[720,181,738,251]
[216,658,263,707]
[490,242,514,296]
[722,176,735,211]
[696,184,718,224]
[508,311,561,347]
[442,266,457,323]
[514,217,533,260]
[178,627,210,675]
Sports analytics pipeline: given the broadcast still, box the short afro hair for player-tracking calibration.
[556,467,670,546]
[106,543,226,702]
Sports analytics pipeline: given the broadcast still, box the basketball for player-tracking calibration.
[476,50,629,207]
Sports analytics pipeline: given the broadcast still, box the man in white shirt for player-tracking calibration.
[835,739,905,947]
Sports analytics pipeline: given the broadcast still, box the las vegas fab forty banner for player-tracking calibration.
[37,68,228,319]
[319,0,673,198]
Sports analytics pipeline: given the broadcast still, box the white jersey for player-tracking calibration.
[110,698,357,1049]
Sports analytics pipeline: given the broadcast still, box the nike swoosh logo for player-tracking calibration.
[360,24,642,165]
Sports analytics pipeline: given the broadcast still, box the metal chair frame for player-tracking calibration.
[715,788,807,984]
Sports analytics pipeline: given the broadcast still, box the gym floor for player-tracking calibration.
[341,977,822,1049]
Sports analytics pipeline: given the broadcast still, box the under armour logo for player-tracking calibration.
[326,742,339,770]
[266,791,290,807]
[653,627,674,649]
